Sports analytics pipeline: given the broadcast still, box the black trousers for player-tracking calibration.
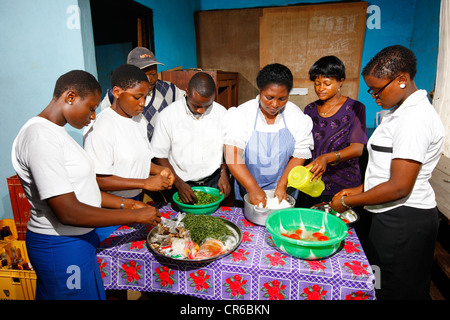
[365,205,439,300]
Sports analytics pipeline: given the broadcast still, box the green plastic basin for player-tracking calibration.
[265,208,348,260]
[172,186,224,215]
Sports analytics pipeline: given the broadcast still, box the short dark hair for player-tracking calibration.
[111,64,149,90]
[187,72,216,98]
[53,70,101,99]
[362,45,417,80]
[309,55,346,81]
[256,63,293,93]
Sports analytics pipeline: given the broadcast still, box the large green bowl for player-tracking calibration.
[265,208,348,260]
[172,186,224,215]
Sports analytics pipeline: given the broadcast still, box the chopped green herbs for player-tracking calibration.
[177,190,219,205]
[182,213,233,245]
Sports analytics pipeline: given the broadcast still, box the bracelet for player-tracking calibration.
[120,197,125,209]
[341,196,351,210]
[331,151,341,166]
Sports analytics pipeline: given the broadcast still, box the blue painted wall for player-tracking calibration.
[0,0,97,219]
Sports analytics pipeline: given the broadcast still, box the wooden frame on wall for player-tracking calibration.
[195,2,368,108]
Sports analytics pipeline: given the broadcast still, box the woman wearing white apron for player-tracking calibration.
[224,64,314,207]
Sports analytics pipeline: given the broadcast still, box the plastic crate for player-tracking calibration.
[0,240,36,300]
[7,175,31,240]
[0,219,18,240]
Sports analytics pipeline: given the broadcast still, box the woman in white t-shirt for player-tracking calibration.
[84,64,174,241]
[224,63,314,207]
[330,45,445,300]
[11,70,162,300]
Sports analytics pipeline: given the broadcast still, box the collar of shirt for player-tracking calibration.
[388,89,428,119]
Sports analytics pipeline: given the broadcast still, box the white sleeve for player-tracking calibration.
[288,106,314,159]
[83,122,115,174]
[223,106,248,150]
[27,136,74,200]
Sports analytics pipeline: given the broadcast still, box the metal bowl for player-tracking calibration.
[243,189,295,226]
[310,202,359,227]
[146,215,242,264]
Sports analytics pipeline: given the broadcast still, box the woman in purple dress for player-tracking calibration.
[296,56,368,208]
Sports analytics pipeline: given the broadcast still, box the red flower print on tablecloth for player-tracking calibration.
[264,252,288,268]
[161,211,174,219]
[117,225,132,231]
[128,239,146,251]
[343,260,370,279]
[154,265,176,288]
[223,274,249,299]
[220,206,231,211]
[240,219,255,228]
[188,269,211,293]
[261,279,287,300]
[346,290,371,300]
[120,260,142,285]
[343,241,361,255]
[300,284,328,300]
[242,231,255,243]
[303,260,327,274]
[230,248,250,263]
[97,257,109,279]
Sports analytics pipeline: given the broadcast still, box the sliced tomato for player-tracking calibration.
[281,233,290,238]
[295,229,303,235]
[318,235,329,241]
[289,234,300,240]
[312,232,323,238]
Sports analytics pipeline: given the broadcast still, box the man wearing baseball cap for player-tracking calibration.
[100,47,185,140]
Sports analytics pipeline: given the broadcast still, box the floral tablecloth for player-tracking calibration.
[96,205,376,300]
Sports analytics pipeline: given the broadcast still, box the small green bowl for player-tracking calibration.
[172,186,224,215]
[265,208,348,260]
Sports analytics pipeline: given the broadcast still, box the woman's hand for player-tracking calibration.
[160,167,175,188]
[126,199,151,210]
[330,185,363,212]
[274,184,287,203]
[143,174,172,191]
[307,155,329,181]
[248,186,267,207]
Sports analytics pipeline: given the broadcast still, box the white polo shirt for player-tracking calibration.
[364,90,444,213]
[150,98,227,182]
[12,117,101,236]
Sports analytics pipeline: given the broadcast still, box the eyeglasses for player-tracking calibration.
[367,74,402,98]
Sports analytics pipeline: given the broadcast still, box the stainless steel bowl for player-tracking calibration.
[243,189,295,226]
[310,202,359,227]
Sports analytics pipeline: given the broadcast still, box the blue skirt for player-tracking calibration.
[26,230,106,300]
